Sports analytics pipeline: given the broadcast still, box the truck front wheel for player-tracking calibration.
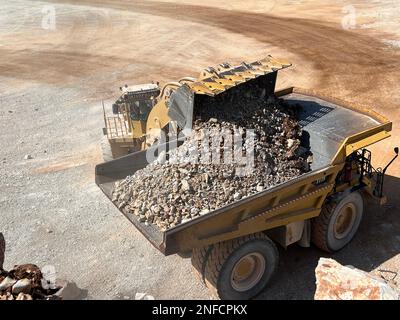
[312,191,364,252]
[192,233,279,300]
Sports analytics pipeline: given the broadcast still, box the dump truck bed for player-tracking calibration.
[281,92,381,170]
[95,88,391,255]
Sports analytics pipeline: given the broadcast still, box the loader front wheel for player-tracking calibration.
[199,233,278,300]
[312,191,364,252]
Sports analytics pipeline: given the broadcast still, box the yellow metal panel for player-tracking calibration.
[263,210,321,231]
[130,120,146,138]
[239,183,334,227]
[246,69,266,76]
[345,130,391,156]
[145,97,171,134]
[170,165,344,253]
[187,82,218,96]
[333,125,391,164]
[223,74,246,82]
[200,80,227,91]
[212,78,236,87]
[234,71,259,79]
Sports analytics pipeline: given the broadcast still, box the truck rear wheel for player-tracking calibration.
[192,233,278,300]
[312,191,364,252]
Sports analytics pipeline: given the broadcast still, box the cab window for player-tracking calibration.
[129,100,153,121]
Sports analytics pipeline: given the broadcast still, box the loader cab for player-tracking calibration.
[129,99,155,121]
[113,83,161,121]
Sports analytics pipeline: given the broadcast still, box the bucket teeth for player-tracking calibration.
[259,56,292,69]
[219,62,231,69]
[191,55,291,96]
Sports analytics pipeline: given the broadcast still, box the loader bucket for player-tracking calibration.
[167,56,291,130]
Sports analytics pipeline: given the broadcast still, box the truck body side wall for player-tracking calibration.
[163,164,343,254]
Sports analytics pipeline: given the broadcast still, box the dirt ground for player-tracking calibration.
[0,0,399,299]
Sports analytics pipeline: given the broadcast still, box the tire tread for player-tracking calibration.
[203,233,278,299]
[312,201,337,252]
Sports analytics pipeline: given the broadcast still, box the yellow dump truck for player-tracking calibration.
[96,57,398,300]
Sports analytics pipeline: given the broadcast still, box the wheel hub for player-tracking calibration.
[230,252,266,292]
[334,203,356,239]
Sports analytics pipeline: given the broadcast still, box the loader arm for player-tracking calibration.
[145,82,183,146]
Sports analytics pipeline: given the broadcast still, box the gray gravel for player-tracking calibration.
[0,83,210,299]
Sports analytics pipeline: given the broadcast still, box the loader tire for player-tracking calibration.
[202,233,278,300]
[312,191,364,252]
[101,136,114,162]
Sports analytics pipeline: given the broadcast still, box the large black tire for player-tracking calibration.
[312,191,364,252]
[191,245,213,283]
[192,233,278,300]
[101,136,114,162]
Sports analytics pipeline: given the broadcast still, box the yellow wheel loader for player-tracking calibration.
[101,83,161,161]
[97,56,398,299]
[101,55,291,160]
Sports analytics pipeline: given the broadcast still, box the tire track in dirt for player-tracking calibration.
[46,0,400,106]
[4,0,399,172]
[6,0,400,109]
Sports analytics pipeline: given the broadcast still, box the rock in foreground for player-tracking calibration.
[315,258,399,300]
[0,264,63,300]
[0,233,64,300]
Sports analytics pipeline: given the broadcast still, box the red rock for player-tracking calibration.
[315,258,399,300]
[8,264,42,286]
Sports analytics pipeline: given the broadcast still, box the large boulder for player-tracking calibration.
[315,258,399,300]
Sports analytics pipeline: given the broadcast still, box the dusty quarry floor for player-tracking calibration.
[0,0,399,299]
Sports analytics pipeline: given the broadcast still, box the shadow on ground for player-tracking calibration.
[257,174,400,300]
